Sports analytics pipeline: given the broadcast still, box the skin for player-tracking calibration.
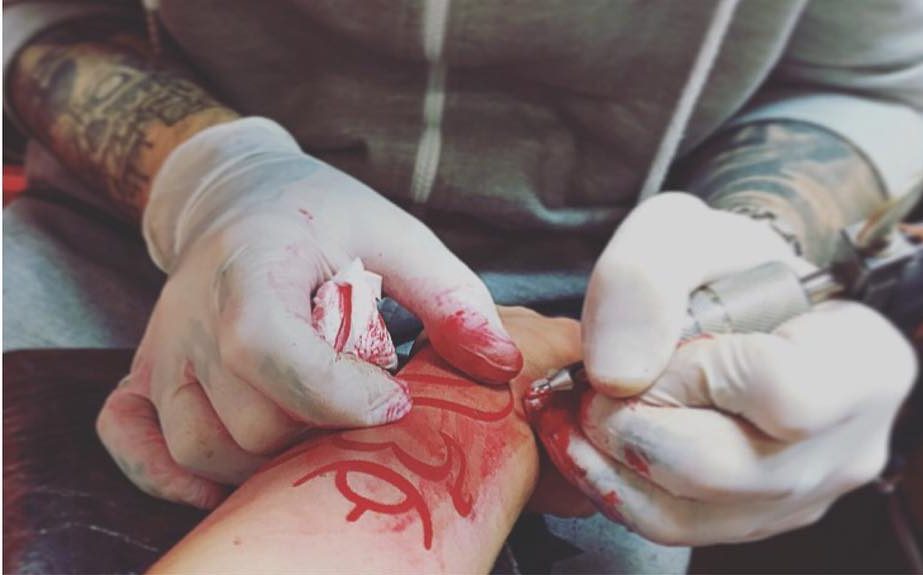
[149,307,582,574]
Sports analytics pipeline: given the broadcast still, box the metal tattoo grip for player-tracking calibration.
[529,173,923,397]
[682,262,814,338]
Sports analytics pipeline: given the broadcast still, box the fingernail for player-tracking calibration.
[431,310,523,384]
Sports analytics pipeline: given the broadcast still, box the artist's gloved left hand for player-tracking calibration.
[535,192,918,545]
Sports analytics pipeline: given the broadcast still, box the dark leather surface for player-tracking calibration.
[3,347,920,574]
[3,349,205,575]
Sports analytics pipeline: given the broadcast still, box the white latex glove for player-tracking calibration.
[97,118,522,508]
[534,192,917,545]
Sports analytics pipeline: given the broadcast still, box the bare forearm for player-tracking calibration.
[151,346,539,573]
[150,309,581,573]
[684,121,885,266]
[9,21,238,219]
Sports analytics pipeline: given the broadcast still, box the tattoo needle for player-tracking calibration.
[523,364,587,416]
[527,172,923,414]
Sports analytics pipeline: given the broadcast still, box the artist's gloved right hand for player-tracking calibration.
[96,118,522,508]
[534,193,917,545]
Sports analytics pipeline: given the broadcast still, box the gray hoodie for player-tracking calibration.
[5,0,923,305]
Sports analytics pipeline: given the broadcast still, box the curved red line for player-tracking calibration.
[332,467,416,516]
[413,394,513,422]
[283,366,514,551]
[256,441,323,474]
[399,373,469,387]
[330,435,453,480]
[440,433,473,516]
[333,283,352,352]
[294,459,433,549]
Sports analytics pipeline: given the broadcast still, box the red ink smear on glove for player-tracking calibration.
[428,309,523,385]
[527,386,587,483]
[312,259,398,370]
[623,447,651,478]
[676,332,714,350]
[527,379,629,524]
[600,492,627,524]
[601,491,622,507]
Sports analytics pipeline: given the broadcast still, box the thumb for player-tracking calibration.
[582,193,801,397]
[355,214,522,384]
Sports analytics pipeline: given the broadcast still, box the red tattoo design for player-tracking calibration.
[278,348,513,550]
[295,460,435,548]
[401,373,514,421]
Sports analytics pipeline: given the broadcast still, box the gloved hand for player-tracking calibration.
[96,118,522,509]
[535,192,917,545]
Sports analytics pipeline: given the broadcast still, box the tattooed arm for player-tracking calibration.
[8,20,238,219]
[681,121,885,266]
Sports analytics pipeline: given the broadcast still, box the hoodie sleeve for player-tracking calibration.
[3,1,142,133]
[731,0,923,198]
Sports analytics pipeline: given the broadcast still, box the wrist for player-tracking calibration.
[141,107,240,208]
[143,117,321,272]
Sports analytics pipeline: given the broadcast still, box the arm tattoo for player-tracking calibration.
[683,121,885,266]
[257,346,520,551]
[9,21,237,219]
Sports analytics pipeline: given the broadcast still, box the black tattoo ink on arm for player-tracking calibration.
[682,121,885,266]
[9,20,238,219]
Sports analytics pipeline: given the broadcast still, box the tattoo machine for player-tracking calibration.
[529,174,923,401]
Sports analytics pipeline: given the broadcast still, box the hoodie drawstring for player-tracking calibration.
[638,0,739,202]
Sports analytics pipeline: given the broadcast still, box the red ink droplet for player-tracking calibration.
[601,491,622,507]
[599,491,628,524]
[623,446,651,478]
